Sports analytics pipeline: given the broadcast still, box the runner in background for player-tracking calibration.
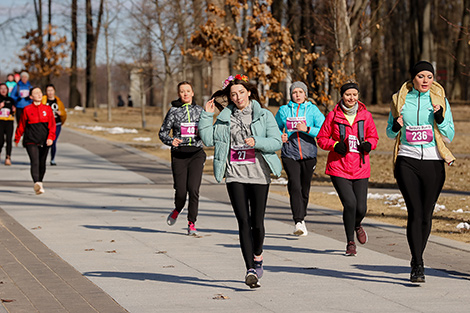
[42,84,67,166]
[159,81,206,236]
[275,81,325,236]
[15,87,56,195]
[11,71,32,123]
[0,83,15,165]
[317,82,378,256]
[5,74,17,96]
[386,61,455,283]
[199,74,282,288]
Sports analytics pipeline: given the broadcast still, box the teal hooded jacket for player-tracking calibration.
[199,100,282,183]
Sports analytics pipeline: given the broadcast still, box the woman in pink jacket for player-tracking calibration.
[317,82,378,256]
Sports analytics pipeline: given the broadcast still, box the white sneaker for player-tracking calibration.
[294,221,308,236]
[34,182,44,195]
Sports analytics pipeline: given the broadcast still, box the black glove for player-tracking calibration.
[392,117,402,132]
[360,141,372,153]
[434,106,444,124]
[334,141,347,156]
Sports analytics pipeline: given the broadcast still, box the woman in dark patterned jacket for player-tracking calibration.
[159,81,206,235]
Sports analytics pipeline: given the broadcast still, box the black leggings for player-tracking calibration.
[50,124,62,161]
[330,176,368,242]
[0,121,14,156]
[171,149,206,223]
[25,144,50,183]
[282,157,316,223]
[226,182,269,270]
[394,156,445,265]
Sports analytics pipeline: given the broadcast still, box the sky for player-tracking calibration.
[0,0,130,74]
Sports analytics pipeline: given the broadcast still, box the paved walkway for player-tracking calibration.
[0,128,469,312]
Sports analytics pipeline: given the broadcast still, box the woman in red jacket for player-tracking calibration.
[15,87,56,195]
[317,82,378,256]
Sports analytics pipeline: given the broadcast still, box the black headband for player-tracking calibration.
[410,61,435,78]
[340,83,359,96]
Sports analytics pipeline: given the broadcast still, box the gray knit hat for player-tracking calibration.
[290,81,308,98]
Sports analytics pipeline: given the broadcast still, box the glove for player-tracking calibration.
[392,117,402,132]
[434,106,444,124]
[334,141,347,156]
[360,141,372,153]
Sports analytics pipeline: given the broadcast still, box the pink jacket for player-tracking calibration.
[317,101,378,179]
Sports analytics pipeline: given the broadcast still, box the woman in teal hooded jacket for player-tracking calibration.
[199,74,282,289]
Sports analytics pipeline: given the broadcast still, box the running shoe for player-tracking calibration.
[187,221,198,236]
[5,156,11,166]
[345,241,356,256]
[254,258,263,279]
[410,265,425,283]
[355,225,368,244]
[294,221,308,236]
[166,209,181,226]
[34,182,44,195]
[245,269,260,288]
[50,160,57,166]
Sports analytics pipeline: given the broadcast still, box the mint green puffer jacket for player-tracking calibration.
[199,100,282,183]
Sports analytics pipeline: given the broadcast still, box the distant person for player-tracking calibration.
[42,84,67,166]
[159,81,205,236]
[199,74,282,288]
[11,71,32,123]
[14,73,20,83]
[127,95,133,107]
[5,74,16,96]
[386,61,455,283]
[15,87,56,195]
[275,81,325,237]
[117,95,125,107]
[0,83,15,165]
[317,82,378,256]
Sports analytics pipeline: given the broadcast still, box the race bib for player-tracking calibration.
[0,108,11,117]
[348,135,360,153]
[230,145,255,164]
[286,116,306,132]
[406,125,433,145]
[20,89,30,98]
[180,122,198,137]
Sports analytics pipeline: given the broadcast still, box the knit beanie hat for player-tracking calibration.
[410,61,434,78]
[340,82,359,96]
[290,81,308,98]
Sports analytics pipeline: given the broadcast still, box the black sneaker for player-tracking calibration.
[410,264,425,283]
[245,269,260,288]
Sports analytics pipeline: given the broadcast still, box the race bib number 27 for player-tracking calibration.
[230,145,255,164]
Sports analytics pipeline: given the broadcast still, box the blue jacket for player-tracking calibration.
[386,88,455,146]
[199,100,282,183]
[275,100,325,160]
[11,80,33,109]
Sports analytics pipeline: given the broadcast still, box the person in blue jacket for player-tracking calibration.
[11,71,32,123]
[199,74,282,289]
[275,81,325,236]
[386,61,455,283]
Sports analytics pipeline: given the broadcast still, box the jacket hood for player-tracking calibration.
[171,98,196,107]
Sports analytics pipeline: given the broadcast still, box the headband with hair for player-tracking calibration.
[223,74,249,89]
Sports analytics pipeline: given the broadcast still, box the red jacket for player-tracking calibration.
[15,103,56,146]
[317,101,378,179]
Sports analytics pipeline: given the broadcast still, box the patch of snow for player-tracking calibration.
[133,137,152,142]
[434,204,446,212]
[78,125,138,134]
[206,155,214,160]
[272,177,288,185]
[456,222,470,230]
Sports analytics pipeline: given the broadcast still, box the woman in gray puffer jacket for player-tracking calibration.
[159,81,206,236]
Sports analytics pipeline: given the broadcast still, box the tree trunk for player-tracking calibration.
[33,0,45,87]
[451,0,470,100]
[191,0,205,106]
[421,0,434,61]
[209,0,229,94]
[105,0,112,122]
[69,0,81,109]
[85,0,104,112]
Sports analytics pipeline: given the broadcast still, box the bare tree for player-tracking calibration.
[85,0,104,114]
[450,3,470,100]
[69,0,81,108]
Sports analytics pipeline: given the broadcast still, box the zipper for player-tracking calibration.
[417,92,423,160]
[295,104,303,160]
[183,103,192,146]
